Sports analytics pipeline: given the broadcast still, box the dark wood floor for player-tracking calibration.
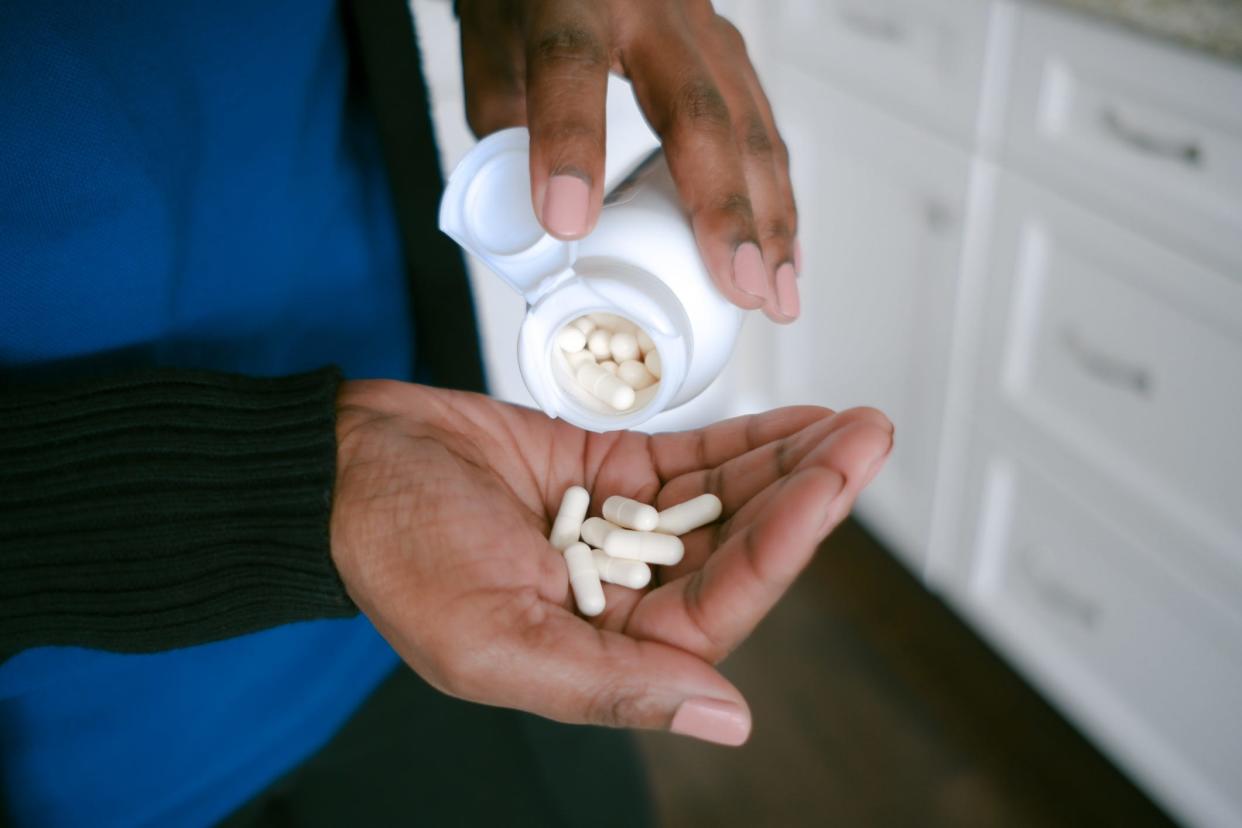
[636,519,1178,828]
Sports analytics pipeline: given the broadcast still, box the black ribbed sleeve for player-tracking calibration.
[0,367,357,660]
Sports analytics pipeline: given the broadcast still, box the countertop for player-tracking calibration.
[1038,0,1242,63]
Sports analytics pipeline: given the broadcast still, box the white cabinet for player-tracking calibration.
[763,0,993,143]
[765,68,970,572]
[925,8,1242,828]
[761,1,1242,826]
[945,432,1242,828]
[999,4,1242,273]
[931,172,1242,828]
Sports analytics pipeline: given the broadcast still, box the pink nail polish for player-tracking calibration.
[775,263,800,319]
[732,243,767,300]
[670,698,750,746]
[543,175,590,238]
[793,238,803,275]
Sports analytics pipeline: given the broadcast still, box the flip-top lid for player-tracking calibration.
[439,128,576,298]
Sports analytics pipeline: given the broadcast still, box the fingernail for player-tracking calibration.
[775,263,800,320]
[793,238,803,275]
[670,697,750,746]
[732,243,767,300]
[543,174,591,238]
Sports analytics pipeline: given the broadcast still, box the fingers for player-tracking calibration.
[460,2,527,136]
[705,18,800,323]
[524,6,611,239]
[623,12,799,317]
[627,410,893,661]
[649,405,833,482]
[656,407,888,583]
[624,27,767,311]
[657,406,889,516]
[449,602,752,746]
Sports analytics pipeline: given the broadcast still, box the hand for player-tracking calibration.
[330,381,892,745]
[459,0,801,323]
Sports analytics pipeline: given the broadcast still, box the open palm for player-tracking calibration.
[330,380,891,745]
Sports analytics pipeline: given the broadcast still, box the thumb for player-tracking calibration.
[485,609,752,746]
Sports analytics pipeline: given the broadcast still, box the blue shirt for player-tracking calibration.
[1,2,414,824]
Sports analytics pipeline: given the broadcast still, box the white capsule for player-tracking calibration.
[609,331,640,363]
[570,317,596,336]
[589,312,634,334]
[655,493,723,536]
[557,326,587,353]
[636,329,656,355]
[564,349,596,370]
[601,528,684,566]
[587,329,612,358]
[592,549,652,589]
[564,542,605,616]
[602,495,659,531]
[576,363,635,410]
[599,360,619,374]
[645,349,662,379]
[617,360,655,390]
[580,516,620,549]
[548,485,590,550]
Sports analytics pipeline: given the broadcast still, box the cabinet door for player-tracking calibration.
[766,67,970,572]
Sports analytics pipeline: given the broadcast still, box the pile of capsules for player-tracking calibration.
[548,485,723,616]
[556,314,662,411]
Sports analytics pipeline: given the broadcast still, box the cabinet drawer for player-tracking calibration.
[954,447,1242,828]
[979,174,1242,551]
[1002,5,1242,272]
[761,0,991,143]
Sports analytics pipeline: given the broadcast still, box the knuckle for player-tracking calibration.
[739,114,773,158]
[773,135,791,165]
[760,217,793,243]
[683,570,732,663]
[585,677,655,728]
[706,191,754,228]
[715,16,748,52]
[533,25,607,71]
[673,76,731,133]
[538,119,604,153]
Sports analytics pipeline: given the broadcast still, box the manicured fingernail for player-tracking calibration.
[732,243,767,300]
[775,263,800,320]
[670,698,750,746]
[543,174,590,238]
[793,238,803,274]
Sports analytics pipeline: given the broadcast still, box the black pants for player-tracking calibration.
[218,666,655,827]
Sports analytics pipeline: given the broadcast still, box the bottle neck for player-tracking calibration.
[518,276,688,432]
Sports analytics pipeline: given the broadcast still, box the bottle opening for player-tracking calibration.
[550,312,664,418]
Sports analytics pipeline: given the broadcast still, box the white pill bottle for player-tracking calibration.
[439,127,743,432]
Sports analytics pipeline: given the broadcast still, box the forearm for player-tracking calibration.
[0,366,356,660]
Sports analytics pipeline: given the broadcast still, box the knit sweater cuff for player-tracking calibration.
[0,366,356,658]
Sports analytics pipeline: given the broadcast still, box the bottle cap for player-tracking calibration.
[438,128,576,298]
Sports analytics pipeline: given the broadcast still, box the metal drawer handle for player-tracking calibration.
[1061,326,1153,399]
[837,7,906,43]
[1018,548,1101,631]
[1100,106,1202,167]
[923,198,954,235]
